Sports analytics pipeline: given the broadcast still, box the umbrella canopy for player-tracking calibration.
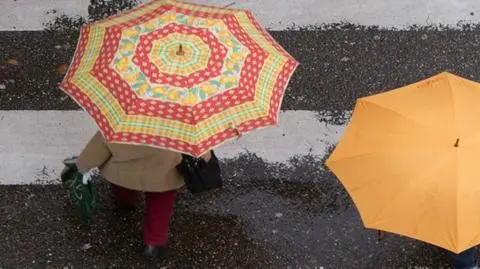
[326,72,480,253]
[59,0,298,157]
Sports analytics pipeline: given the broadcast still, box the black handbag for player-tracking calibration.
[176,150,222,194]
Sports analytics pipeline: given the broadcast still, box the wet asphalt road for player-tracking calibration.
[1,0,479,267]
[4,26,480,122]
[1,155,452,269]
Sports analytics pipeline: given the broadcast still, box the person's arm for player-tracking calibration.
[76,131,112,173]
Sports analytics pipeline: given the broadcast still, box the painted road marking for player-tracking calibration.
[1,0,479,31]
[0,110,347,185]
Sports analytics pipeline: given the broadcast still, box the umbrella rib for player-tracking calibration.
[445,75,460,249]
[366,154,448,228]
[326,149,421,166]
[361,99,436,132]
[453,141,460,251]
[326,151,379,165]
[328,102,442,165]
[446,74,458,135]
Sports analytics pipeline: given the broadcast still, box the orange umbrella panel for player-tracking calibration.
[326,72,480,254]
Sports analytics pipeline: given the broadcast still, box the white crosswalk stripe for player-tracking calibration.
[0,0,475,185]
[0,110,347,184]
[0,0,478,31]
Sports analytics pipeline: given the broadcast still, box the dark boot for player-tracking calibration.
[142,244,170,259]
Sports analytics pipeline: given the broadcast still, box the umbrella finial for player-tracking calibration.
[454,138,460,147]
[176,44,185,56]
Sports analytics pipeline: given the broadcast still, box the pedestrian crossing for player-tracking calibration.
[0,110,346,184]
[1,1,480,268]
[1,0,479,31]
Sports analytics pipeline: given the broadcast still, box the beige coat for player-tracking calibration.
[76,131,210,192]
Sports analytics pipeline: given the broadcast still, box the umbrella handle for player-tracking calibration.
[378,230,385,241]
[229,123,242,139]
[234,128,242,138]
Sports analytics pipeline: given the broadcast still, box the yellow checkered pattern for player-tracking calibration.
[150,33,211,76]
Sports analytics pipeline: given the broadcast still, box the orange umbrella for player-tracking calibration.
[326,72,480,253]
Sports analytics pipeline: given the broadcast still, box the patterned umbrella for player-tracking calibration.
[59,0,299,157]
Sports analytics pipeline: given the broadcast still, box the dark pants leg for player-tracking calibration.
[143,190,177,246]
[110,183,140,207]
[452,247,478,269]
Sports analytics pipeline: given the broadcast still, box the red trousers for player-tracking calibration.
[111,183,177,246]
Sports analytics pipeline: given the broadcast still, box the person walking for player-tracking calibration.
[75,130,210,259]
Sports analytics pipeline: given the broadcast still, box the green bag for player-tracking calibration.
[61,156,98,224]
